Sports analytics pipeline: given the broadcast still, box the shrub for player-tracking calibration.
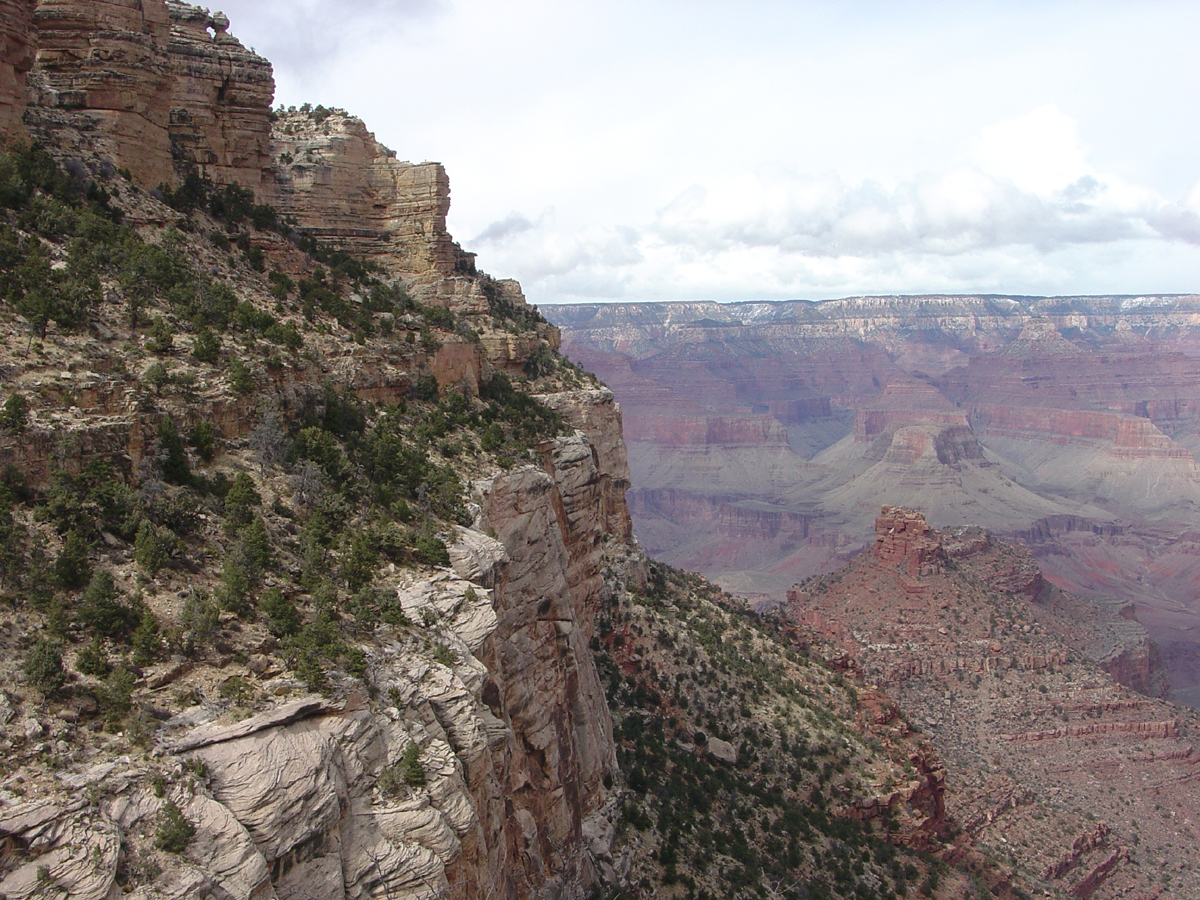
[154,800,195,853]
[0,392,28,433]
[191,327,219,363]
[134,520,171,575]
[131,611,161,666]
[260,587,301,638]
[401,742,425,786]
[222,472,260,529]
[79,570,137,639]
[180,591,219,644]
[190,421,217,462]
[75,637,111,677]
[54,528,92,589]
[227,358,254,395]
[147,316,174,353]
[23,639,65,696]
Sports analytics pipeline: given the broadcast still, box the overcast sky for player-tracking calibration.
[216,0,1200,304]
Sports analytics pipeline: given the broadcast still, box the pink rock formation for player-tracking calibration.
[0,0,36,138]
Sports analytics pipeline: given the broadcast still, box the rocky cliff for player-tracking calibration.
[30,0,176,187]
[166,1,275,198]
[0,7,629,894]
[21,0,274,197]
[270,111,459,286]
[788,508,1200,899]
[0,0,35,138]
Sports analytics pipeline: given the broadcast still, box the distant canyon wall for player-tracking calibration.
[547,297,1200,704]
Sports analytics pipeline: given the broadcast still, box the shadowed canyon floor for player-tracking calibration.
[546,297,1200,704]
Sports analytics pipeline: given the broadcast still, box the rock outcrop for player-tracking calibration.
[787,509,1200,900]
[0,0,35,138]
[271,110,459,286]
[30,0,176,187]
[166,1,275,199]
[23,0,274,194]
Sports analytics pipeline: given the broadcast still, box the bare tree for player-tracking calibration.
[250,405,287,477]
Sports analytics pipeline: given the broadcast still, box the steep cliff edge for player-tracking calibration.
[22,0,275,197]
[271,110,457,285]
[0,13,627,888]
[166,1,276,198]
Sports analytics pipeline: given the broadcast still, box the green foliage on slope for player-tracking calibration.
[597,561,952,900]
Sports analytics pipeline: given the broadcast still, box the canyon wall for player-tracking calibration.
[0,0,35,138]
[270,110,460,287]
[31,0,175,186]
[547,298,1200,703]
[166,1,275,198]
[0,9,628,895]
[23,0,274,196]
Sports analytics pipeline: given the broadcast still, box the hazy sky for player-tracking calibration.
[216,0,1200,304]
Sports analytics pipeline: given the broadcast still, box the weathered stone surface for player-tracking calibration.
[166,1,276,199]
[32,0,175,186]
[0,0,35,138]
[271,110,456,283]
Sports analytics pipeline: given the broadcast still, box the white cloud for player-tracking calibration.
[211,1,1200,304]
[972,105,1089,195]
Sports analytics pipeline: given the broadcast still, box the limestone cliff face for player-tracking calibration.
[0,0,35,138]
[271,111,457,284]
[166,1,275,199]
[24,0,273,195]
[31,0,175,187]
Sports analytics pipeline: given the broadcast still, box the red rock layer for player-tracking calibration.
[973,405,1190,458]
[0,0,36,138]
[873,506,945,577]
[622,413,789,447]
[786,519,1200,899]
[32,0,175,186]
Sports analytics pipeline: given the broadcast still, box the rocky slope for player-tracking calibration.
[547,298,1200,703]
[788,508,1200,900]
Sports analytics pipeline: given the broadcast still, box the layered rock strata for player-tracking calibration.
[0,0,35,138]
[546,297,1200,702]
[271,111,459,287]
[0,385,635,900]
[788,508,1200,899]
[25,0,274,195]
[31,0,176,186]
[166,1,275,198]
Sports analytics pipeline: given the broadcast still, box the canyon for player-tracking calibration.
[789,507,1200,900]
[2,3,1200,898]
[547,297,1200,705]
